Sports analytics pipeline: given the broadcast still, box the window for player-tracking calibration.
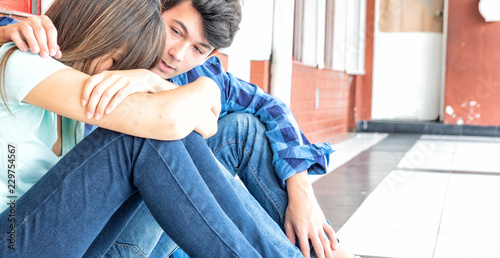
[294,0,365,74]
[293,0,304,62]
[331,0,366,74]
[325,0,334,68]
[345,0,366,74]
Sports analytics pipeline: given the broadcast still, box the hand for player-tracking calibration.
[82,69,175,120]
[1,15,61,58]
[284,171,338,258]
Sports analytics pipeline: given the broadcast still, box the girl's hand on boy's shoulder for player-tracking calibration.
[2,15,61,59]
[81,69,175,120]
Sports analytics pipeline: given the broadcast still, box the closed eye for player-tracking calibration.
[194,46,204,55]
[171,27,181,36]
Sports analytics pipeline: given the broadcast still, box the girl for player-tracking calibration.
[0,0,302,257]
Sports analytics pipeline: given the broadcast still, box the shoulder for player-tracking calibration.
[1,43,70,105]
[2,43,68,72]
[183,56,226,83]
[198,56,225,76]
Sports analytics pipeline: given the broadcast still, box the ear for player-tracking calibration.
[200,49,219,65]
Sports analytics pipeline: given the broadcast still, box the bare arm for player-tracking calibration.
[24,68,220,141]
[80,69,220,138]
[285,171,338,258]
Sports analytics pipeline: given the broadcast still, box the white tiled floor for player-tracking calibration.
[310,133,388,184]
[333,134,500,258]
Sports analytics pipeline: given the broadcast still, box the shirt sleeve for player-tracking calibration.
[2,43,69,106]
[184,57,335,186]
[0,17,17,26]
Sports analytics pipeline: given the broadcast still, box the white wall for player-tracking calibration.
[223,0,274,81]
[41,0,55,14]
[371,0,444,121]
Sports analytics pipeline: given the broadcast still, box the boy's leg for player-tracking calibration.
[207,113,358,258]
[103,202,172,258]
[206,113,288,229]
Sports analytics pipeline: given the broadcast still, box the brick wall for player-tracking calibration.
[249,60,269,92]
[444,0,500,126]
[290,62,351,144]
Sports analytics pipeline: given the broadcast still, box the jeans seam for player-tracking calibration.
[111,242,148,258]
[145,139,242,258]
[212,140,286,223]
[17,133,127,229]
[166,246,179,257]
[106,248,121,258]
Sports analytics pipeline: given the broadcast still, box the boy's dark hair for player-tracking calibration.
[161,0,242,50]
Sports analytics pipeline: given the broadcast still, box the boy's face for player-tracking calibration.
[151,1,218,79]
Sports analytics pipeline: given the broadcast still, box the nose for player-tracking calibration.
[169,42,189,62]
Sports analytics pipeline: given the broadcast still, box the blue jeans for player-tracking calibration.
[108,113,291,257]
[0,127,301,257]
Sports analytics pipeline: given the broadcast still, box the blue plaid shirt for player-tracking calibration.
[0,17,17,26]
[170,57,334,185]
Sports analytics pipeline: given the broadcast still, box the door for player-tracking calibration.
[371,0,445,121]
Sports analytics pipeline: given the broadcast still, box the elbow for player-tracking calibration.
[155,112,192,141]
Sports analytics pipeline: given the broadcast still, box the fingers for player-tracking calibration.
[311,234,326,258]
[297,231,311,258]
[40,15,58,57]
[82,73,104,107]
[324,223,338,250]
[31,22,49,58]
[85,74,122,120]
[14,16,59,58]
[9,30,28,52]
[319,230,333,258]
[18,23,40,54]
[284,220,296,246]
[54,45,62,59]
[103,80,133,115]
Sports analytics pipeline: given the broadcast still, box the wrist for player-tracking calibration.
[286,171,314,200]
[286,170,310,188]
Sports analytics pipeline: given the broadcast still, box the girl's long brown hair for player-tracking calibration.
[1,0,166,112]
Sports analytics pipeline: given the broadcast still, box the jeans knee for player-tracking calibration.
[227,113,266,136]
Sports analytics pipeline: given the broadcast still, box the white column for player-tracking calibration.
[316,0,326,69]
[41,0,55,14]
[270,0,295,106]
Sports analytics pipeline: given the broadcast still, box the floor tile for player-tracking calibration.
[439,174,500,238]
[433,234,500,258]
[410,139,456,153]
[312,133,388,183]
[452,152,500,173]
[336,171,449,258]
[316,133,500,258]
[397,151,453,171]
[338,171,449,233]
[314,135,419,232]
[337,228,436,258]
[454,141,500,154]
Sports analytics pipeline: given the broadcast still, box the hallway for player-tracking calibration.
[314,133,500,257]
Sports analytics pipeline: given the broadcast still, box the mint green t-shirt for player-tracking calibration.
[0,43,84,212]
